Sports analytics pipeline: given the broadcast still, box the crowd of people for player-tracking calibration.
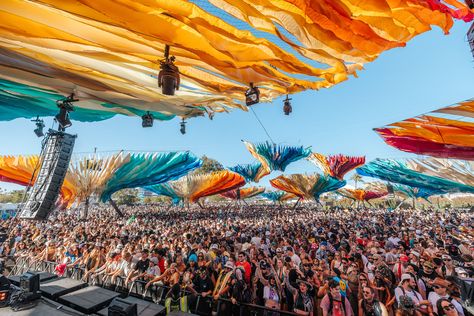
[0,203,472,316]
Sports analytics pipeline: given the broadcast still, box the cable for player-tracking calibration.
[249,106,275,144]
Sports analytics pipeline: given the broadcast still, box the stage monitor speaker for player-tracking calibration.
[19,130,76,220]
[108,298,137,316]
[20,272,40,293]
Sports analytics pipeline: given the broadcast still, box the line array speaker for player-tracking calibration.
[19,130,76,220]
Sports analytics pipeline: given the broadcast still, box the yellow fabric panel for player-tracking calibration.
[388,116,474,147]
[434,99,474,118]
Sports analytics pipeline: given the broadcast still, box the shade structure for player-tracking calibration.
[145,170,245,203]
[392,184,441,201]
[243,141,311,172]
[145,183,183,205]
[307,153,365,180]
[0,155,75,206]
[356,159,474,194]
[375,99,474,160]
[0,155,40,186]
[100,152,202,202]
[0,0,471,122]
[62,153,132,207]
[220,187,265,200]
[229,163,269,183]
[0,152,201,207]
[270,173,346,200]
[261,191,296,202]
[405,158,474,187]
[338,188,387,201]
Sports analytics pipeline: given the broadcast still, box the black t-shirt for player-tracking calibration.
[135,259,149,273]
[193,275,213,293]
[289,268,298,287]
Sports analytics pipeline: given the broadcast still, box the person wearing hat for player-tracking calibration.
[428,278,464,316]
[188,267,213,315]
[420,261,439,295]
[213,260,235,301]
[394,274,424,308]
[393,254,410,283]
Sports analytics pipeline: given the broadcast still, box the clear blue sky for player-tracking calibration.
[0,22,472,191]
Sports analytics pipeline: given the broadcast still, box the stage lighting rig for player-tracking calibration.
[142,112,154,128]
[283,95,292,115]
[158,45,180,96]
[245,83,260,106]
[31,116,45,137]
[55,94,77,131]
[180,119,186,135]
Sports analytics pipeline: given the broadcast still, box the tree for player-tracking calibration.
[113,188,139,205]
[192,155,224,175]
[350,173,363,189]
[0,190,25,203]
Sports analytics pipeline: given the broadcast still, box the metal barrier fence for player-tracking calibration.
[8,258,299,316]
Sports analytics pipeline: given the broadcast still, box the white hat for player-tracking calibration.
[150,257,158,264]
[210,244,218,250]
[224,261,235,270]
[399,273,413,286]
[116,244,124,249]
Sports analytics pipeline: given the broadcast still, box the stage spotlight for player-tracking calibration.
[158,46,180,96]
[31,116,45,137]
[180,119,186,135]
[55,94,77,131]
[245,83,260,106]
[142,112,154,128]
[283,95,292,115]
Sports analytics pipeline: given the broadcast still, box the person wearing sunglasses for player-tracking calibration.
[358,286,388,316]
[441,255,456,277]
[428,278,464,316]
[436,298,460,316]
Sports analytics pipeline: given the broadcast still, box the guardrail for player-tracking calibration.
[8,258,299,316]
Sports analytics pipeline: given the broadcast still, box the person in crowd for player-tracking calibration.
[428,278,464,316]
[358,286,388,316]
[320,279,353,316]
[437,298,461,316]
[0,204,471,316]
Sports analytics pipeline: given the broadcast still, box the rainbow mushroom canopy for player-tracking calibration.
[392,184,441,201]
[270,173,346,201]
[307,153,365,180]
[243,141,311,172]
[63,153,132,207]
[356,159,474,194]
[0,154,76,207]
[229,162,269,183]
[0,155,40,186]
[100,151,202,202]
[374,99,474,160]
[0,1,471,123]
[145,183,183,205]
[145,170,245,203]
[338,188,387,201]
[0,152,202,207]
[261,191,296,202]
[220,187,265,200]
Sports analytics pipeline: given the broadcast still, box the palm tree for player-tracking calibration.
[350,173,363,189]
